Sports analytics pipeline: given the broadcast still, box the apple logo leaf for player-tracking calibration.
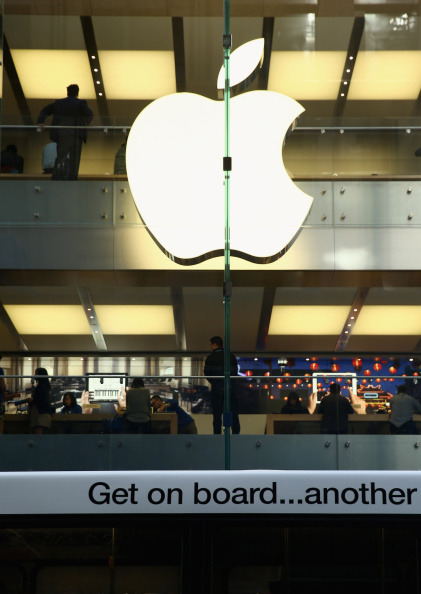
[217,38,265,98]
[126,39,314,266]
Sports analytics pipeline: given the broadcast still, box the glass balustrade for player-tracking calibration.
[1,353,421,472]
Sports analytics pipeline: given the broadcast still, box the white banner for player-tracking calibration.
[1,470,421,515]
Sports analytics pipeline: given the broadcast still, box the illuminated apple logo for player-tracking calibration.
[126,39,313,265]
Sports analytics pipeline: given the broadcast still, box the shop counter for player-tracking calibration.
[266,414,421,435]
[0,413,178,435]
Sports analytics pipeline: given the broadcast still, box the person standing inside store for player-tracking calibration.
[117,377,151,434]
[389,385,421,434]
[29,368,53,434]
[36,84,93,180]
[204,336,240,435]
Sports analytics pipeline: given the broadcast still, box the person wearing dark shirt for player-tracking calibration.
[1,144,24,173]
[389,385,421,434]
[151,395,198,434]
[60,392,82,414]
[29,367,52,434]
[204,335,240,434]
[117,377,151,434]
[281,391,310,415]
[37,84,93,180]
[316,382,355,434]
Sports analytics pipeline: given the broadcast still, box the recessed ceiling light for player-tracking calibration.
[347,323,352,327]
[91,55,96,59]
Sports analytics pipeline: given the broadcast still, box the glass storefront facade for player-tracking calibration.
[2,3,421,591]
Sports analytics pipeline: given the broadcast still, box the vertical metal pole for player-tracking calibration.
[223,0,231,470]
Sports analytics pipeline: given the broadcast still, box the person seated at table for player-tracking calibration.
[151,394,198,434]
[389,385,421,434]
[280,391,310,415]
[1,144,24,173]
[101,403,125,434]
[314,383,365,434]
[117,377,151,434]
[60,392,82,414]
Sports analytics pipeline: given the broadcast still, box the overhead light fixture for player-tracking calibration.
[348,51,421,100]
[268,51,347,100]
[268,306,349,335]
[98,50,177,99]
[95,305,175,335]
[3,305,92,335]
[10,49,96,99]
[353,306,421,335]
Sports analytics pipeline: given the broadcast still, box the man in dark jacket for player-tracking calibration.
[316,382,355,434]
[37,84,93,180]
[204,336,240,434]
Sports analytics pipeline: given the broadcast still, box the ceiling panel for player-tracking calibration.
[353,305,421,335]
[274,287,356,305]
[0,322,22,351]
[93,16,174,50]
[346,335,419,352]
[21,335,98,351]
[99,50,176,100]
[269,305,349,334]
[11,49,96,100]
[268,50,347,100]
[348,51,421,100]
[5,15,86,49]
[90,0,169,17]
[96,305,175,335]
[265,335,339,351]
[364,287,421,305]
[34,0,93,15]
[104,335,177,351]
[88,286,172,305]
[184,287,263,351]
[3,304,92,334]
[0,286,81,304]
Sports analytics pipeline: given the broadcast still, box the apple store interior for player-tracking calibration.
[3,0,421,593]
